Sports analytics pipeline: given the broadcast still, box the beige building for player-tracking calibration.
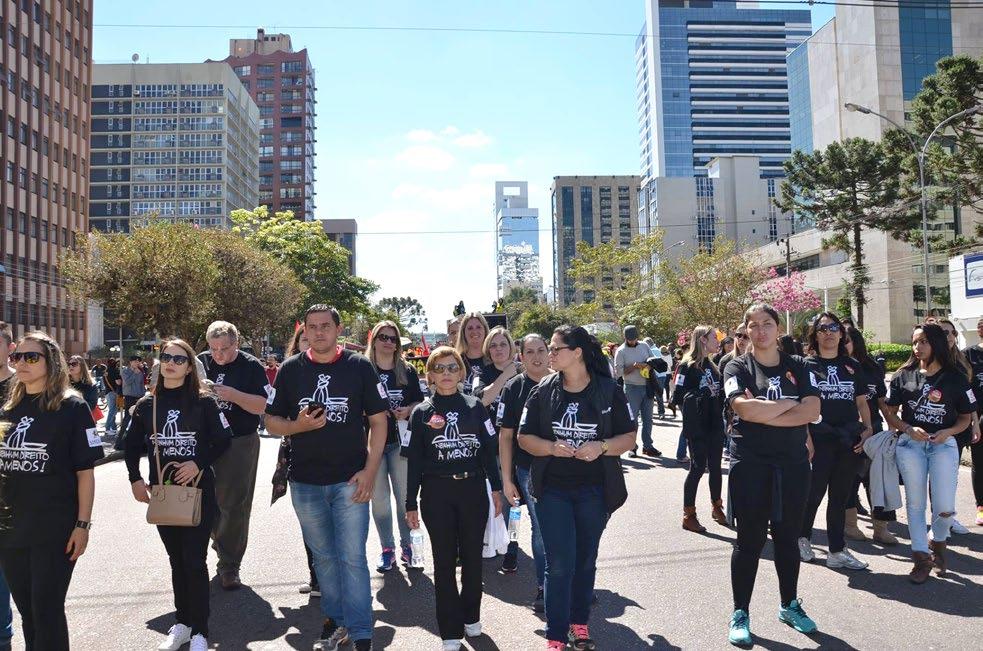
[551,176,641,306]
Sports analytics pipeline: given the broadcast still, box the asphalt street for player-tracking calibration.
[11,414,982,650]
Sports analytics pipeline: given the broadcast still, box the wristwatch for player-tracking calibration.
[75,520,91,530]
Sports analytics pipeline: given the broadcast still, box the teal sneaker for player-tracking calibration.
[779,598,817,633]
[728,609,752,646]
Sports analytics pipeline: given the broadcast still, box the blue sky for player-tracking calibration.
[93,1,833,332]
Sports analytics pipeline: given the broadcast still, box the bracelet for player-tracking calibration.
[75,520,91,530]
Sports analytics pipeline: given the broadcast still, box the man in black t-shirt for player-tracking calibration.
[196,321,271,591]
[266,305,388,651]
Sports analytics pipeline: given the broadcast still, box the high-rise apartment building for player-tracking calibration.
[87,63,260,232]
[495,181,541,296]
[551,176,641,306]
[2,0,93,352]
[321,218,357,275]
[220,29,316,221]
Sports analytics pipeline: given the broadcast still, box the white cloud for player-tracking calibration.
[453,130,492,148]
[440,126,460,137]
[469,163,510,179]
[405,129,436,143]
[394,145,455,171]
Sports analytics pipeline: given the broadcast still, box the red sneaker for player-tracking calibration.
[569,624,596,650]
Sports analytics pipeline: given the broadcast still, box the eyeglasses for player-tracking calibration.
[159,353,190,365]
[816,324,841,334]
[734,333,748,340]
[547,345,571,354]
[11,351,47,365]
[374,333,399,344]
[68,361,80,367]
[431,363,461,375]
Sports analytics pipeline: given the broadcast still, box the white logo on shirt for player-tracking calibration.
[155,410,198,458]
[552,403,598,450]
[908,384,948,425]
[213,373,231,410]
[431,411,479,460]
[380,374,403,410]
[0,416,50,473]
[700,369,721,397]
[297,374,350,423]
[816,365,854,401]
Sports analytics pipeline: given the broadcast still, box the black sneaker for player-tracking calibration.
[353,640,373,651]
[629,446,638,458]
[501,541,518,573]
[313,619,348,650]
[532,587,545,613]
[642,447,662,458]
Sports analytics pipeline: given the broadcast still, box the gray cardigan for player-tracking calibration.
[863,429,903,512]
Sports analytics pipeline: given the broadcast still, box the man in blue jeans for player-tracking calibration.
[266,305,389,651]
[615,325,661,457]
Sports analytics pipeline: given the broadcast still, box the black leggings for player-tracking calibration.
[684,431,724,507]
[157,493,215,637]
[801,435,862,552]
[0,542,77,650]
[730,460,811,612]
[959,438,983,508]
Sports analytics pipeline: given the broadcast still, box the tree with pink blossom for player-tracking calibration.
[751,268,822,314]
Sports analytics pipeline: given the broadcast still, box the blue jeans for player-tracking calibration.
[652,375,666,415]
[676,432,688,460]
[516,465,546,588]
[290,480,373,641]
[371,442,410,550]
[624,384,653,449]
[0,569,11,644]
[536,485,608,643]
[105,391,118,433]
[895,434,960,553]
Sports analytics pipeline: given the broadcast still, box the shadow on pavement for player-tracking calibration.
[751,630,859,651]
[374,565,440,640]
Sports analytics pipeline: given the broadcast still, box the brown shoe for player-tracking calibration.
[844,508,867,541]
[711,499,727,526]
[220,571,242,591]
[683,506,706,533]
[909,552,934,584]
[872,520,898,546]
[929,540,947,576]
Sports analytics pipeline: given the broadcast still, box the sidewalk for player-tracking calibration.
[93,410,124,465]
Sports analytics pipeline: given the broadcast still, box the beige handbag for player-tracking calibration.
[146,397,203,527]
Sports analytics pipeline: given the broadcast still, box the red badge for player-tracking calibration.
[928,389,942,403]
[427,414,446,429]
[844,365,855,375]
[785,371,797,386]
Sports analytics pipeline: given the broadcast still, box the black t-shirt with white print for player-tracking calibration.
[962,345,983,411]
[463,356,485,395]
[198,350,271,438]
[405,391,502,512]
[860,361,887,432]
[0,393,104,547]
[474,363,512,437]
[886,367,977,434]
[723,352,820,465]
[123,385,233,487]
[377,364,425,446]
[498,372,540,469]
[800,355,866,428]
[266,347,389,485]
[519,380,634,489]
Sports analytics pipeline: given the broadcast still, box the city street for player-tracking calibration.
[14,416,982,650]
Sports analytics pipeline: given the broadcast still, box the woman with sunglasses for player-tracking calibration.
[673,325,727,533]
[455,312,490,394]
[883,323,976,583]
[961,317,983,526]
[518,326,636,651]
[0,331,104,650]
[125,339,232,651]
[405,346,502,651]
[367,320,424,572]
[843,326,898,545]
[797,313,873,571]
[68,356,99,412]
[723,304,821,646]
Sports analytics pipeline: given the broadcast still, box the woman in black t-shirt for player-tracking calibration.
[518,326,636,651]
[404,346,502,650]
[961,316,983,526]
[883,323,976,584]
[455,312,490,393]
[68,355,99,412]
[672,325,726,533]
[797,313,872,571]
[125,338,232,650]
[0,331,103,650]
[722,304,821,646]
[367,320,424,571]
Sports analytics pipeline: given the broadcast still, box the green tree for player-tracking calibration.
[777,138,914,328]
[376,296,427,331]
[498,286,541,329]
[513,303,579,339]
[232,207,378,319]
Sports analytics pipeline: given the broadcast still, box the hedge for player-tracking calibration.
[870,343,911,372]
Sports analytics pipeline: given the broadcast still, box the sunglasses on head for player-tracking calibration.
[159,352,190,365]
[431,363,461,375]
[817,323,841,334]
[11,351,47,364]
[375,333,399,345]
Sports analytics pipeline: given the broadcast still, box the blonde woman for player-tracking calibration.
[67,355,99,411]
[368,320,424,571]
[455,312,490,393]
[0,331,103,650]
[671,326,726,533]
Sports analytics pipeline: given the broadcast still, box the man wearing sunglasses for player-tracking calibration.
[197,321,272,592]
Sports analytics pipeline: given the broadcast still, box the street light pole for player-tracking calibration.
[844,102,981,318]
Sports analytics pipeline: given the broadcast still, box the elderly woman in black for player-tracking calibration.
[723,304,821,646]
[125,338,231,651]
[0,331,103,650]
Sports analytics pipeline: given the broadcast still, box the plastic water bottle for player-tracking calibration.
[410,528,426,569]
[508,499,522,542]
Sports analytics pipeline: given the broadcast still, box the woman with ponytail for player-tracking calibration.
[518,326,635,651]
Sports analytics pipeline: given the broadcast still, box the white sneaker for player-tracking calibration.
[797,537,815,562]
[189,634,208,651]
[827,549,869,570]
[950,518,969,535]
[441,640,462,651]
[158,624,192,651]
[464,621,482,638]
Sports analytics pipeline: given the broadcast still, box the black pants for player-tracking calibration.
[120,394,140,436]
[960,438,983,508]
[730,460,810,612]
[801,435,862,553]
[848,463,897,522]
[684,430,724,507]
[421,476,488,641]
[157,493,215,636]
[0,542,77,650]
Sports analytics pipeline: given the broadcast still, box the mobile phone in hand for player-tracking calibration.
[306,402,325,418]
